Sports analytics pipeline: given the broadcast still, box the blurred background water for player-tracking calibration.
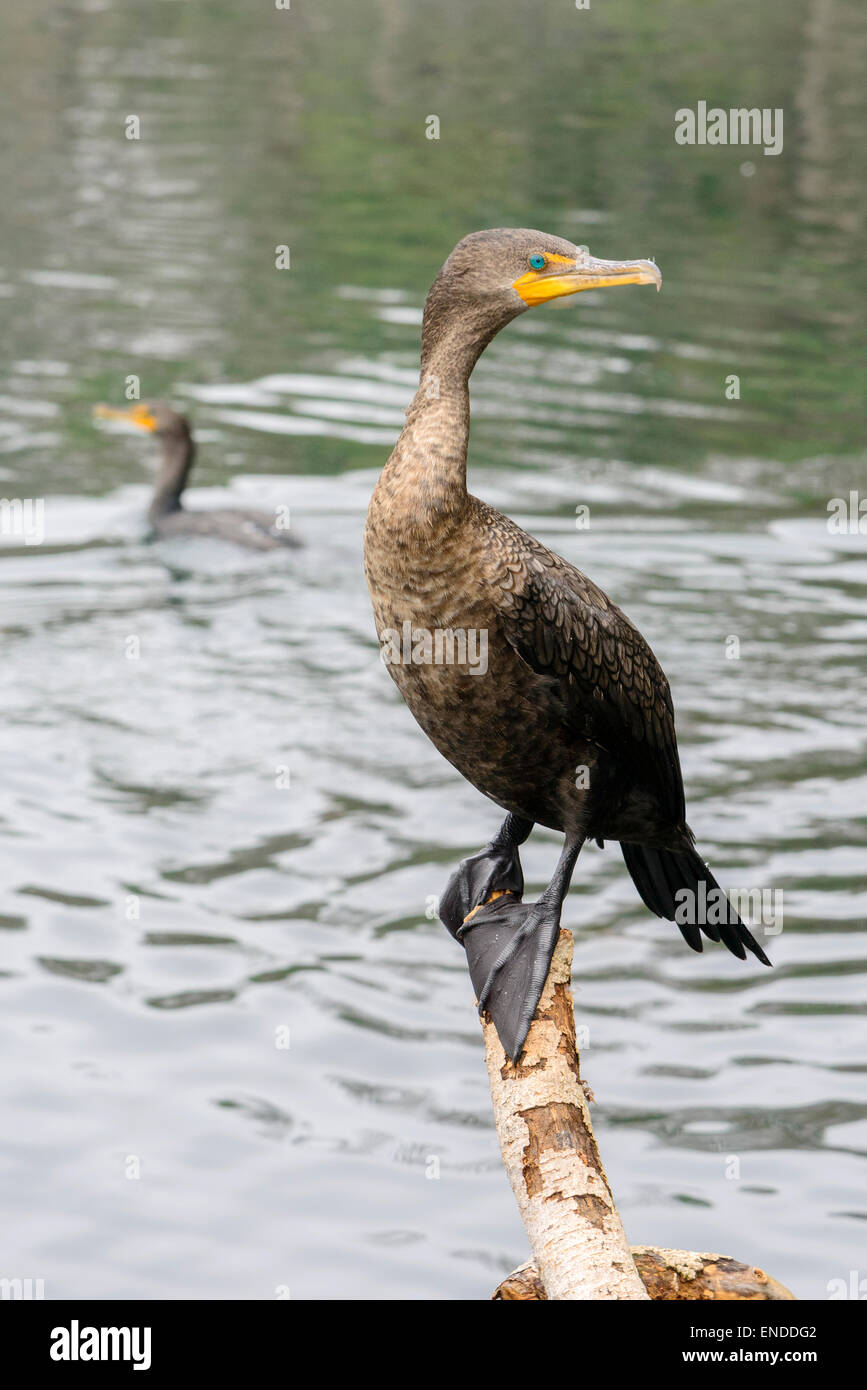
[0,0,865,1300]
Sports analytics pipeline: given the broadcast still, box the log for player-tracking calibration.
[479,925,649,1299]
[469,915,795,1301]
[494,1251,796,1301]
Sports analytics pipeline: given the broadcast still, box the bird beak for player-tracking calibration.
[513,252,662,306]
[93,403,159,432]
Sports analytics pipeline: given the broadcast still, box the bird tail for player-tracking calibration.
[620,841,771,966]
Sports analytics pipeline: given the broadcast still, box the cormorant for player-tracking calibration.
[364,229,770,1063]
[94,402,298,550]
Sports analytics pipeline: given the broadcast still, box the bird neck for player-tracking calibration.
[375,271,524,530]
[149,433,195,520]
[380,324,493,526]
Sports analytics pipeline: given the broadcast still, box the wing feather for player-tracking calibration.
[483,508,686,827]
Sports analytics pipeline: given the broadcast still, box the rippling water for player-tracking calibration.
[1,0,865,1300]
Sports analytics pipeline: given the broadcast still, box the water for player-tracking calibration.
[1,0,865,1300]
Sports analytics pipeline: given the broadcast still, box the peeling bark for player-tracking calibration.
[494,1251,796,1301]
[480,927,650,1300]
[474,927,795,1303]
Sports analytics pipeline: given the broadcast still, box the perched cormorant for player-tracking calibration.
[94,402,298,550]
[364,229,771,1062]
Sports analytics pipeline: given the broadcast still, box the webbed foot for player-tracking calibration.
[438,815,531,938]
[463,896,562,1062]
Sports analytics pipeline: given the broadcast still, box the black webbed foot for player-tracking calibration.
[438,829,527,939]
[462,897,562,1062]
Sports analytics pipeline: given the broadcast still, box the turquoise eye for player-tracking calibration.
[529,254,546,270]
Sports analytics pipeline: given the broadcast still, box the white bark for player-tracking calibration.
[481,928,649,1300]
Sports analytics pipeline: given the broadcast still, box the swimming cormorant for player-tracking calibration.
[94,402,298,550]
[364,229,770,1063]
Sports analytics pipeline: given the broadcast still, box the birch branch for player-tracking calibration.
[478,925,649,1300]
[469,917,796,1302]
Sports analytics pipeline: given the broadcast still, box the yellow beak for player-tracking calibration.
[93,403,159,431]
[513,253,662,306]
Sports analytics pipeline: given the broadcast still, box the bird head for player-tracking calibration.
[445,227,660,309]
[93,401,191,441]
[421,228,660,368]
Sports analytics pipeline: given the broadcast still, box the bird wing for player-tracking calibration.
[482,507,687,828]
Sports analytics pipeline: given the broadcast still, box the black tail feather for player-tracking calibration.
[621,841,771,967]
